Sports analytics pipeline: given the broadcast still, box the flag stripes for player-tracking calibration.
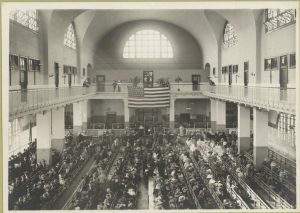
[128,86,170,108]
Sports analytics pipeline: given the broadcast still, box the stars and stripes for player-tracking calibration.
[128,86,170,108]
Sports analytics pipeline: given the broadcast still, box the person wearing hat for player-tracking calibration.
[117,80,121,92]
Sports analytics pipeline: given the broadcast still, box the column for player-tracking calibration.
[124,99,129,128]
[169,97,175,129]
[237,105,251,154]
[210,99,217,132]
[51,107,65,153]
[73,102,83,134]
[82,100,88,131]
[253,107,269,168]
[36,111,52,165]
[216,100,226,130]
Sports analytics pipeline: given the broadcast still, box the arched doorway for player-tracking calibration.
[204,63,211,83]
[87,64,93,82]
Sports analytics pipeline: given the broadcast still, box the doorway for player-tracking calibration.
[106,112,117,129]
[19,57,28,102]
[192,75,201,91]
[143,71,153,88]
[54,62,59,88]
[244,61,249,86]
[279,55,288,100]
[228,65,232,86]
[135,108,160,131]
[204,63,210,79]
[87,64,92,82]
[96,75,105,92]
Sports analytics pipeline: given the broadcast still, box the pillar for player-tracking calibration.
[169,98,175,129]
[216,100,226,130]
[237,105,251,154]
[210,99,217,132]
[124,99,129,128]
[82,100,88,131]
[73,102,83,134]
[51,107,65,153]
[37,111,52,165]
[253,107,269,168]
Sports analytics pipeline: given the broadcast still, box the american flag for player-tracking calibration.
[128,86,170,108]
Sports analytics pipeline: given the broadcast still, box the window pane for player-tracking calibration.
[10,10,39,31]
[265,9,296,32]
[223,23,238,48]
[123,29,173,59]
[64,24,77,50]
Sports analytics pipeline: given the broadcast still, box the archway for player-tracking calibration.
[87,63,93,82]
[205,63,211,80]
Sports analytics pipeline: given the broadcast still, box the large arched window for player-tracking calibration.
[265,9,296,32]
[9,10,39,31]
[123,29,173,59]
[64,23,77,50]
[223,22,237,48]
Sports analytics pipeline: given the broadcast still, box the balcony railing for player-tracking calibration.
[200,84,296,114]
[9,85,97,120]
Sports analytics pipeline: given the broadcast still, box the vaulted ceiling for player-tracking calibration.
[45,9,262,64]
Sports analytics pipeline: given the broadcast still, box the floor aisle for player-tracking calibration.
[52,156,96,210]
[137,177,149,209]
[148,178,154,209]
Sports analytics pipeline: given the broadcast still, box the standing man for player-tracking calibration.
[112,80,117,92]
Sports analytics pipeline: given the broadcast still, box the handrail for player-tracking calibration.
[226,183,249,209]
[178,160,202,209]
[9,85,97,120]
[63,147,120,210]
[251,174,294,209]
[188,152,225,209]
[268,148,296,175]
[262,166,296,193]
[222,161,270,209]
[201,84,295,114]
[197,142,270,209]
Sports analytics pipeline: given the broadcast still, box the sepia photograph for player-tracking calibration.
[1,1,299,212]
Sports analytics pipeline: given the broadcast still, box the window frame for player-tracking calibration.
[223,22,238,48]
[289,53,296,68]
[265,9,296,33]
[9,54,19,69]
[9,10,39,32]
[64,23,77,50]
[123,29,174,59]
[28,58,40,72]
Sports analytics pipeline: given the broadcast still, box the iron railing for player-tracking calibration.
[200,84,296,114]
[9,85,97,120]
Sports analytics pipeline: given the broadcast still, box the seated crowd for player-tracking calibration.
[184,129,295,207]
[10,128,295,210]
[68,134,119,209]
[9,132,96,210]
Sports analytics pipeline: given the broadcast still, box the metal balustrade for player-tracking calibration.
[9,85,97,120]
[200,84,296,114]
[9,82,296,121]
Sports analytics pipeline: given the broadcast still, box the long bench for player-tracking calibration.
[178,160,202,209]
[188,152,225,209]
[194,142,270,209]
[223,161,270,209]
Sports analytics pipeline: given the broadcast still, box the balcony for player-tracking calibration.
[200,84,296,114]
[170,83,208,99]
[91,83,128,100]
[9,85,97,120]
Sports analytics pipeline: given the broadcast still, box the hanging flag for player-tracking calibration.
[128,86,170,108]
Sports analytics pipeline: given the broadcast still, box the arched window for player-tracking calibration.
[64,23,77,50]
[9,10,39,31]
[223,22,237,48]
[265,9,296,32]
[123,29,173,59]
